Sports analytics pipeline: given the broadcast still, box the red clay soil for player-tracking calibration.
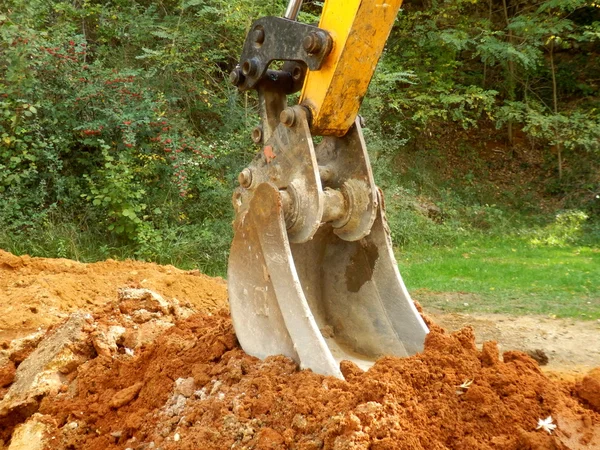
[0,250,227,340]
[577,369,600,413]
[40,314,600,449]
[1,251,599,449]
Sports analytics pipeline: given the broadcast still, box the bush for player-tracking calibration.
[0,1,259,269]
[529,210,589,247]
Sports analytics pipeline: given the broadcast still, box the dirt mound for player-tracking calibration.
[0,251,599,449]
[30,315,600,450]
[0,250,228,341]
[577,369,600,412]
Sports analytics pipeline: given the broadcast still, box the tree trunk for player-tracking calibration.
[502,0,515,146]
[549,40,562,179]
[482,0,493,88]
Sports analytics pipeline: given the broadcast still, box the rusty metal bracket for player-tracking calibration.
[231,16,332,91]
[233,105,324,244]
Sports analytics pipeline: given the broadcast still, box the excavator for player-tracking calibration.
[227,0,428,379]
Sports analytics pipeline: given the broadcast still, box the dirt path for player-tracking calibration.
[428,311,600,376]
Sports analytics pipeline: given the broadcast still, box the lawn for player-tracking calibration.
[397,238,600,320]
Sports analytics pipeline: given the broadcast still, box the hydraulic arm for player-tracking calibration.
[228,0,428,378]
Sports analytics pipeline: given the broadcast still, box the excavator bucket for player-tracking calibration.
[228,109,428,378]
[227,0,428,378]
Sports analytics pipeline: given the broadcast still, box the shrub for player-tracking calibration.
[530,210,589,247]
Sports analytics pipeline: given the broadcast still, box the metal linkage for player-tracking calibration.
[229,109,429,376]
[234,103,379,247]
[229,17,332,91]
[232,105,323,244]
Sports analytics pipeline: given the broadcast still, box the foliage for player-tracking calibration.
[529,209,589,246]
[368,0,600,180]
[497,103,600,153]
[0,0,598,278]
[0,0,278,269]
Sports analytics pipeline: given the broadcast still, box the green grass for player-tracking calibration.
[398,237,600,320]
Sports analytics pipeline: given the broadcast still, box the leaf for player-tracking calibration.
[150,29,173,40]
[136,47,164,60]
[183,0,204,8]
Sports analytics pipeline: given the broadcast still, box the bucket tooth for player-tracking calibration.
[229,182,342,377]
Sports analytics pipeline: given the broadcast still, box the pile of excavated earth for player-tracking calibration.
[0,249,599,449]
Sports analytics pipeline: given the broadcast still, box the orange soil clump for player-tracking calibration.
[0,250,228,341]
[577,369,600,412]
[41,315,600,450]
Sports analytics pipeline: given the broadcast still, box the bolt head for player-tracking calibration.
[242,58,259,77]
[251,126,263,144]
[280,108,296,127]
[303,32,323,54]
[238,168,253,188]
[229,68,242,86]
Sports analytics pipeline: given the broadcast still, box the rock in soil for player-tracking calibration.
[7,413,54,450]
[109,382,144,409]
[0,312,94,420]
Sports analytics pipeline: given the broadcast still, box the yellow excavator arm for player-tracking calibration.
[227,0,427,378]
[301,0,403,136]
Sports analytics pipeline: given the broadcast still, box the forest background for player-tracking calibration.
[1,0,599,319]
